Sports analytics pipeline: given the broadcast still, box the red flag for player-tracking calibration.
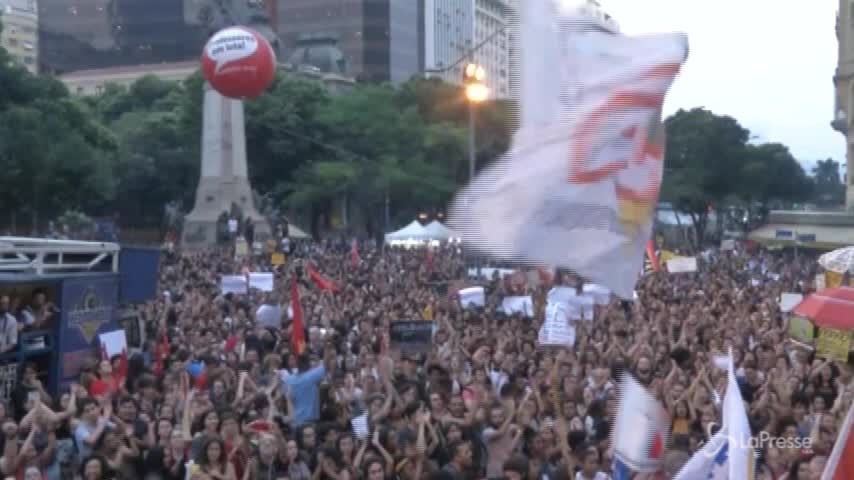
[822,397,854,479]
[645,239,660,272]
[307,263,340,293]
[350,240,361,268]
[425,248,435,272]
[290,277,306,355]
[117,348,128,382]
[153,332,169,377]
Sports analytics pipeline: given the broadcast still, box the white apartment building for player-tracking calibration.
[0,0,38,74]
[473,0,509,99]
[424,0,510,99]
[424,0,474,86]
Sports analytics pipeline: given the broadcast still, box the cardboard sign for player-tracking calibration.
[271,253,286,266]
[779,293,803,313]
[459,287,485,309]
[389,321,434,353]
[235,239,249,258]
[501,296,534,317]
[538,302,576,347]
[666,256,697,273]
[788,316,815,344]
[220,275,248,295]
[248,273,274,292]
[99,330,128,358]
[816,327,851,363]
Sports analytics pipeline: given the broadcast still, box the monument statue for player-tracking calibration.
[181,0,277,248]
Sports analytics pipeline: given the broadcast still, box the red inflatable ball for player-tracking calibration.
[201,26,276,99]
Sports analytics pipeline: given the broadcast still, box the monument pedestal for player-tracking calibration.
[182,84,270,248]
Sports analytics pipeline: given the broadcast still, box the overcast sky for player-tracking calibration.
[599,0,840,171]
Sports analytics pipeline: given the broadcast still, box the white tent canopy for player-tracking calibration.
[385,221,432,244]
[423,221,459,241]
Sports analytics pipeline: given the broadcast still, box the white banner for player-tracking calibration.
[459,287,485,309]
[220,275,248,295]
[248,272,275,292]
[448,5,688,300]
[779,292,803,313]
[501,296,534,317]
[666,256,697,273]
[539,302,576,347]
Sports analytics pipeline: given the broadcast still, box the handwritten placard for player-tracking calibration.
[816,327,850,363]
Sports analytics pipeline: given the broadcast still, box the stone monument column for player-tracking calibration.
[182,83,270,247]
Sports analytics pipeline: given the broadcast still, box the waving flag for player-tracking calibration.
[307,262,340,293]
[613,374,670,473]
[821,392,854,479]
[645,239,660,274]
[448,0,688,299]
[674,350,756,480]
[290,277,306,354]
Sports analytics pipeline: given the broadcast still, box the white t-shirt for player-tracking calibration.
[575,472,610,480]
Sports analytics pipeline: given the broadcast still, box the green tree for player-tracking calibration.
[284,84,466,236]
[811,158,845,207]
[662,108,750,246]
[663,108,815,245]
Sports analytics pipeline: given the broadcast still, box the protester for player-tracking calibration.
[0,239,848,480]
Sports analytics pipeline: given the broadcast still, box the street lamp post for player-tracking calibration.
[463,63,488,181]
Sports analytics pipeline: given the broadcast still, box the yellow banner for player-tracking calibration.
[788,316,814,344]
[826,271,844,288]
[816,327,851,363]
[271,253,286,266]
[235,239,249,258]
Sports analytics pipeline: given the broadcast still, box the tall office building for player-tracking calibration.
[276,0,423,83]
[1,0,38,74]
[424,0,511,99]
[424,0,473,85]
[473,0,509,99]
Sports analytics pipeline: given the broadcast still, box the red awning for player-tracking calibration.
[793,287,854,330]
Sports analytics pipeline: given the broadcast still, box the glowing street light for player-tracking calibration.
[462,63,487,180]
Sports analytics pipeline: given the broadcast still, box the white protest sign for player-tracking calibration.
[458,287,485,309]
[99,330,128,358]
[220,275,248,295]
[720,239,735,251]
[206,27,259,73]
[501,296,534,317]
[467,268,514,280]
[816,274,826,290]
[779,293,803,313]
[583,283,611,305]
[538,302,576,347]
[248,272,275,292]
[666,256,697,273]
[568,294,595,321]
[256,304,283,329]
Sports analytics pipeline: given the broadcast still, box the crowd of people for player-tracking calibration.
[0,237,846,480]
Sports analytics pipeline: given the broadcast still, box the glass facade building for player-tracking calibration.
[276,0,423,83]
[37,0,423,81]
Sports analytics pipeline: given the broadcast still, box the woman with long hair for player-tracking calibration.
[196,437,237,480]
